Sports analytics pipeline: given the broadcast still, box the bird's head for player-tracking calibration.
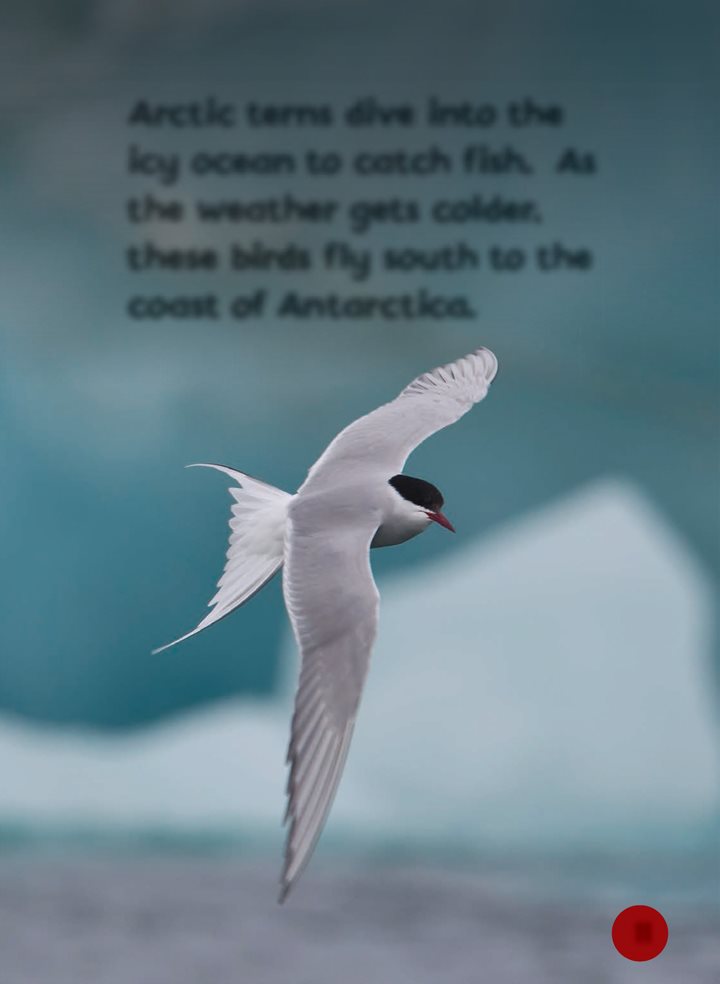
[388,474,456,533]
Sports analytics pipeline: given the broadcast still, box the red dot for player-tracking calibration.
[612,906,668,961]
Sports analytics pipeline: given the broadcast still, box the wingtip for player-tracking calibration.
[277,877,292,904]
[474,346,499,383]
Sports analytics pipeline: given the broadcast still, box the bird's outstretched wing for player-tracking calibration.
[301,347,498,493]
[279,347,498,900]
[280,503,381,902]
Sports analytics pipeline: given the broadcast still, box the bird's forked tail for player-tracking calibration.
[153,464,291,654]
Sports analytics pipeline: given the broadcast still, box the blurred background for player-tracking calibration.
[0,1,718,982]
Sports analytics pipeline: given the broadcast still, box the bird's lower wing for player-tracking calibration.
[280,502,381,901]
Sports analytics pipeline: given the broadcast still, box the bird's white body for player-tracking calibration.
[156,347,498,900]
[253,479,434,555]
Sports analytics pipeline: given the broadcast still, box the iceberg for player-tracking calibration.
[0,479,716,852]
[336,478,719,850]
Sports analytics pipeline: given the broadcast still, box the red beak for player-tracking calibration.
[427,510,455,533]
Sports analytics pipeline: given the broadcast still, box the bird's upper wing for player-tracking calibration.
[280,500,381,902]
[301,347,498,492]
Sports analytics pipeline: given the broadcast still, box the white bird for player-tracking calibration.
[155,347,498,901]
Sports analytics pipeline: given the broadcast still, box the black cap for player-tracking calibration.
[389,474,444,510]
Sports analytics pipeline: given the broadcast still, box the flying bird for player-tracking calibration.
[155,347,498,900]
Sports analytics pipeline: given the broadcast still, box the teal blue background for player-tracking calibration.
[2,0,717,728]
[1,10,718,980]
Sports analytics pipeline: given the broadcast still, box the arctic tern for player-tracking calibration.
[155,346,498,900]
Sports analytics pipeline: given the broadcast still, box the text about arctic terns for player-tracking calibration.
[124,96,597,323]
